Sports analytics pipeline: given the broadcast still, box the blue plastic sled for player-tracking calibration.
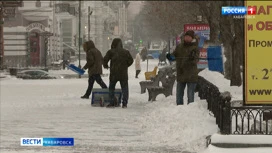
[67,64,85,75]
[91,88,122,107]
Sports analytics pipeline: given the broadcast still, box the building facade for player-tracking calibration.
[3,1,62,68]
[2,1,129,68]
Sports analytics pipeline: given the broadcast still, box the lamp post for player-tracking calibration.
[88,6,93,41]
[78,0,81,78]
[0,5,3,69]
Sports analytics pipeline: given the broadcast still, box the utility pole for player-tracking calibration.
[88,6,90,41]
[44,37,48,69]
[132,26,134,43]
[78,0,81,78]
[53,0,56,61]
[0,3,3,69]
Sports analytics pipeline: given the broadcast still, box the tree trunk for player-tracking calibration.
[230,36,242,86]
[230,0,243,86]
[224,45,232,79]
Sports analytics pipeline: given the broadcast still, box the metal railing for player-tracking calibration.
[197,76,272,135]
[231,107,272,135]
[197,76,232,134]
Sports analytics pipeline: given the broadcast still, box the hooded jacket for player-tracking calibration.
[103,38,134,81]
[83,40,104,76]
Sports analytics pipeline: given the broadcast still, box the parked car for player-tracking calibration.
[16,70,64,79]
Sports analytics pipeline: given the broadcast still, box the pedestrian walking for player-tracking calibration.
[159,46,168,65]
[103,38,134,108]
[135,50,142,78]
[81,40,108,99]
[141,47,147,62]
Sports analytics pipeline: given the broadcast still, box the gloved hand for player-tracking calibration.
[166,53,175,61]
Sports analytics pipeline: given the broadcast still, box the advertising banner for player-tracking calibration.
[184,24,210,69]
[244,1,272,105]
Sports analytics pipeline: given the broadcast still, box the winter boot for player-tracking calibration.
[114,96,120,107]
[81,95,89,99]
[122,103,127,108]
[106,103,115,108]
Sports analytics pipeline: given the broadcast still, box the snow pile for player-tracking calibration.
[0,72,17,80]
[201,145,272,153]
[198,69,242,100]
[210,133,272,144]
[138,96,218,152]
[0,72,6,78]
[137,68,245,152]
[198,69,230,91]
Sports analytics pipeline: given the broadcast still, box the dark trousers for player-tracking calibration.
[176,82,197,105]
[84,74,107,97]
[136,70,141,78]
[109,80,129,105]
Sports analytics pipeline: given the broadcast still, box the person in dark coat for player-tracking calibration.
[81,40,107,99]
[103,38,134,108]
[141,47,147,61]
[159,46,168,65]
[168,30,200,105]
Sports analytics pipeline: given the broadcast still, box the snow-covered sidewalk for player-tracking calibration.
[1,77,217,153]
[0,59,245,152]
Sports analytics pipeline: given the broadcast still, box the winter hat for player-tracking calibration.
[111,38,123,49]
[86,40,95,49]
[184,30,195,38]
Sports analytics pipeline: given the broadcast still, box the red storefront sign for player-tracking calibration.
[184,24,210,69]
[184,24,210,32]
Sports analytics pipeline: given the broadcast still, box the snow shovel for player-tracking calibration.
[67,64,85,75]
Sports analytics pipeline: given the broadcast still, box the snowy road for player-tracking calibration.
[0,78,187,153]
[1,60,218,153]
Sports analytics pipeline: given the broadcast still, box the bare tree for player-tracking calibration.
[229,0,243,86]
[134,1,243,86]
[195,1,221,44]
[139,1,200,41]
[195,0,243,86]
